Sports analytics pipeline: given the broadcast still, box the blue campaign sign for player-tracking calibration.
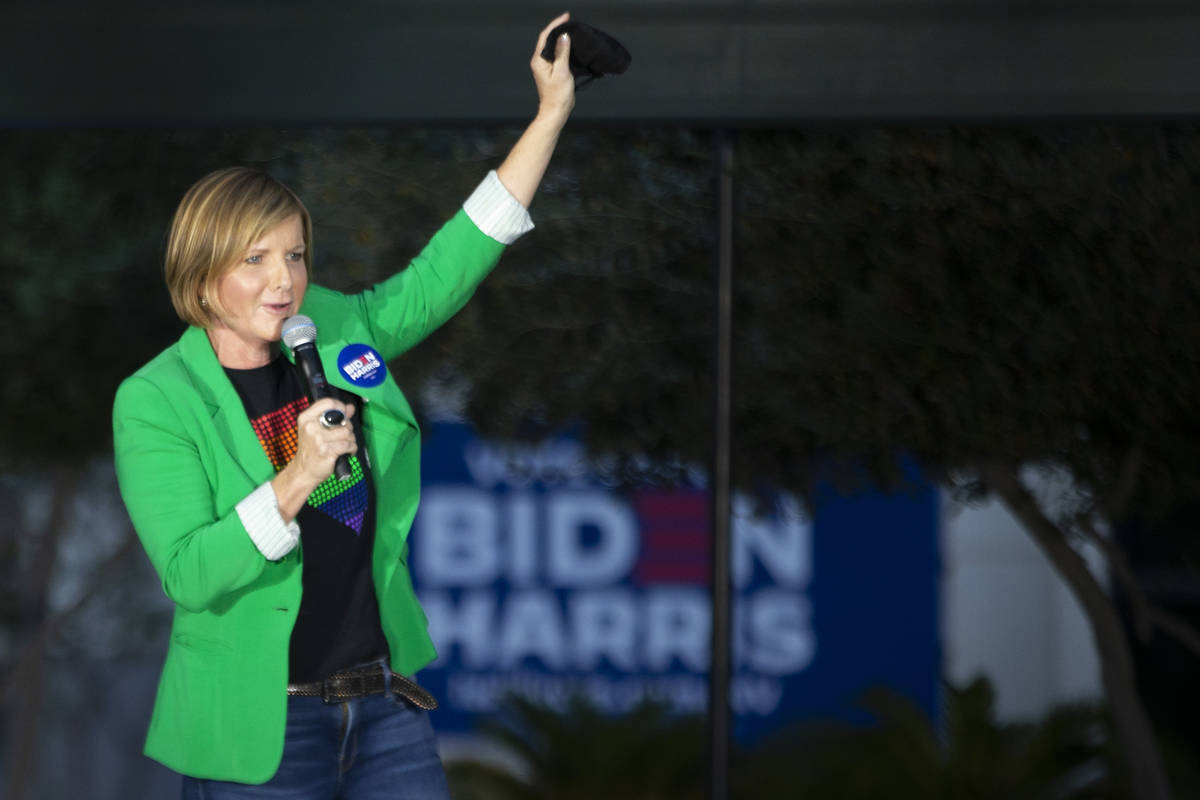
[409,422,939,740]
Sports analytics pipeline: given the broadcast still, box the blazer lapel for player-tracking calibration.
[178,326,275,484]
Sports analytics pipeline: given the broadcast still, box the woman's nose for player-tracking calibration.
[271,258,293,289]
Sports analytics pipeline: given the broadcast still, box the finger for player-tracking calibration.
[534,11,570,58]
[298,397,330,421]
[553,29,571,68]
[299,397,348,422]
[323,402,356,427]
[324,433,357,456]
[313,423,356,454]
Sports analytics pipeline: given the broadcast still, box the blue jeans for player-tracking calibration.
[180,679,450,799]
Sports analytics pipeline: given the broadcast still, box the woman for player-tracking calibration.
[113,15,576,798]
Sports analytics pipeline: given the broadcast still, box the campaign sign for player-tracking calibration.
[410,423,939,740]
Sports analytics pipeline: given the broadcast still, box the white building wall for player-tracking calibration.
[941,495,1105,721]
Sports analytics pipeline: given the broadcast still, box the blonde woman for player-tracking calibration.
[113,15,575,799]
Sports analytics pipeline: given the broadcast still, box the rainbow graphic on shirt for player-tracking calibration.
[248,397,368,534]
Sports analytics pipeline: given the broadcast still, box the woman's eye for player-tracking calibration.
[245,254,262,264]
[287,252,304,262]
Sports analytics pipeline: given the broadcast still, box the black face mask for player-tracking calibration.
[541,20,632,87]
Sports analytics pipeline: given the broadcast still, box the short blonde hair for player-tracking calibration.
[165,167,313,328]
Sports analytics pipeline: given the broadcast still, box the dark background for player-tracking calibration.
[3,2,1200,798]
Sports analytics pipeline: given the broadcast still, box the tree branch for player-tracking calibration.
[1075,514,1153,642]
[1076,514,1200,663]
[979,466,1112,617]
[979,462,1175,800]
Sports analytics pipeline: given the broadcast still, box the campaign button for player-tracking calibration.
[337,343,387,388]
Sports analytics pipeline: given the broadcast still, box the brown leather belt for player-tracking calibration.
[287,663,438,710]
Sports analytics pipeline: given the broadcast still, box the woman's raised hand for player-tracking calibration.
[530,12,577,126]
[495,13,579,209]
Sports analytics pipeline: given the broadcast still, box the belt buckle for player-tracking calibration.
[321,669,371,703]
[322,673,354,704]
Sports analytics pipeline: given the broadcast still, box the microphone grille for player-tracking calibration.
[281,315,317,349]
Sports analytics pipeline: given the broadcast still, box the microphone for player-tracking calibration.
[281,314,352,481]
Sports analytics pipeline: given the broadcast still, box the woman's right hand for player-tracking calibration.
[271,397,357,522]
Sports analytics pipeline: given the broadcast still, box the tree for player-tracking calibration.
[4,123,1198,798]
[743,677,1122,799]
[446,694,707,800]
[447,679,1124,799]
[0,124,542,795]
[0,124,579,796]
[0,129,271,799]
[383,124,1200,800]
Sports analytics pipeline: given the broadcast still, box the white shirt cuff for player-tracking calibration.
[463,170,535,244]
[236,481,300,561]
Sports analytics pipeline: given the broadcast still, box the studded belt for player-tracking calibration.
[286,663,438,710]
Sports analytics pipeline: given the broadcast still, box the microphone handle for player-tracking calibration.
[294,344,353,481]
[332,455,353,482]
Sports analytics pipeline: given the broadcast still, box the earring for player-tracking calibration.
[200,297,209,307]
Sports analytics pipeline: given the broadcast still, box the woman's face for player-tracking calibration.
[207,213,308,368]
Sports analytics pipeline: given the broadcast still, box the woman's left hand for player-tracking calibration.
[494,13,579,208]
[531,12,577,125]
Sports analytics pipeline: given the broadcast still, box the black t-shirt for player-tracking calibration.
[225,355,389,682]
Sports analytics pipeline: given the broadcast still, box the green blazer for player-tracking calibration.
[113,210,504,783]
